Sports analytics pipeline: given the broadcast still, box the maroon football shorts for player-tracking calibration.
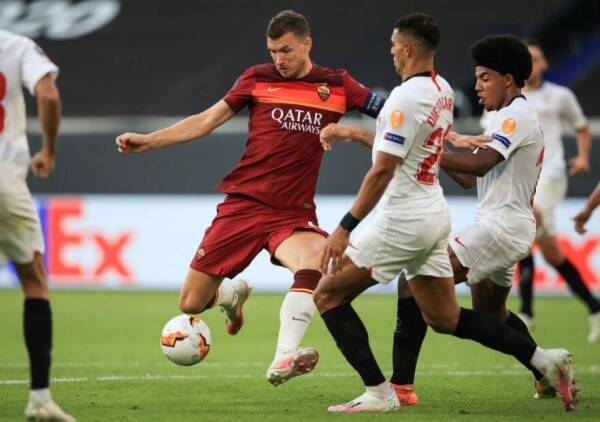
[190,194,328,278]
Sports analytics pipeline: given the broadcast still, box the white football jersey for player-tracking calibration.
[0,30,59,191]
[373,71,454,216]
[481,81,586,179]
[477,96,544,225]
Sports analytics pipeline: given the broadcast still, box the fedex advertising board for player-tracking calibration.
[0,195,597,294]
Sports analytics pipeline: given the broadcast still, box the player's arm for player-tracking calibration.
[31,73,61,178]
[441,148,504,177]
[443,168,477,189]
[568,126,591,176]
[561,89,591,176]
[320,151,400,273]
[116,100,235,154]
[574,181,600,234]
[320,123,374,150]
[445,131,491,150]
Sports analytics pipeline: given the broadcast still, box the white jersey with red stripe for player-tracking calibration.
[0,30,59,193]
[477,96,544,227]
[372,71,454,216]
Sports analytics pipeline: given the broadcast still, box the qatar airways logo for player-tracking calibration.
[271,108,323,135]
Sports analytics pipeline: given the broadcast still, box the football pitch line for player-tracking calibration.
[2,365,599,386]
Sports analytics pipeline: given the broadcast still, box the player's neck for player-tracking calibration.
[524,78,543,91]
[500,88,523,109]
[296,61,313,79]
[400,58,434,81]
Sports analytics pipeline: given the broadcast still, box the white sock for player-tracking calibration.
[30,388,51,402]
[366,382,394,399]
[215,283,237,309]
[272,291,316,363]
[530,347,550,375]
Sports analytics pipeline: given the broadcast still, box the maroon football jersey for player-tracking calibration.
[220,63,372,210]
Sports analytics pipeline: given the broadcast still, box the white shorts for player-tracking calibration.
[345,209,453,283]
[0,191,45,266]
[534,174,567,238]
[449,219,534,288]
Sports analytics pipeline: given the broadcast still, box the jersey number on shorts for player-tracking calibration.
[416,126,451,185]
[0,72,6,134]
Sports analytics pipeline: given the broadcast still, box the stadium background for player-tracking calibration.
[0,0,599,294]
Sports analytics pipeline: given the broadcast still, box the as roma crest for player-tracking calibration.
[317,84,330,101]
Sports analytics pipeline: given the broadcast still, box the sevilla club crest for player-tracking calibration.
[317,84,330,101]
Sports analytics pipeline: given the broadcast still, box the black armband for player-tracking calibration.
[339,212,360,232]
[359,91,386,118]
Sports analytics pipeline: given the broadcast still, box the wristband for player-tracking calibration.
[339,212,360,232]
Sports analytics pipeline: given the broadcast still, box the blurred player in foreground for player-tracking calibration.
[0,30,74,421]
[314,15,576,412]
[115,10,384,386]
[512,39,599,341]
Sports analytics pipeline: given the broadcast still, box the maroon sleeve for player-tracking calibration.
[342,70,370,111]
[222,67,255,113]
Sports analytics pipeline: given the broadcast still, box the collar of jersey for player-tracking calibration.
[507,94,527,106]
[402,70,434,83]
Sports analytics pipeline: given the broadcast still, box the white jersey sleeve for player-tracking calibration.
[486,109,531,160]
[375,95,418,159]
[20,39,59,95]
[559,87,587,130]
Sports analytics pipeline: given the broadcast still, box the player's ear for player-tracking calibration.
[303,36,312,52]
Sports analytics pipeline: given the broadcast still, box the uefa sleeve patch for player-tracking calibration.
[492,132,511,148]
[384,132,405,144]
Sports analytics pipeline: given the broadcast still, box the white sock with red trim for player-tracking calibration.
[215,283,237,309]
[272,291,316,363]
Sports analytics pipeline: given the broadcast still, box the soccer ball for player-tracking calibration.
[160,314,211,366]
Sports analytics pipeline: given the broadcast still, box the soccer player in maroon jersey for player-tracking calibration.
[115,10,384,385]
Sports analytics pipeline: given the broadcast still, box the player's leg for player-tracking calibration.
[470,276,544,381]
[1,191,75,421]
[389,274,425,406]
[389,242,467,401]
[266,230,324,385]
[538,234,600,342]
[15,255,75,422]
[517,252,536,328]
[408,274,576,410]
[315,257,399,413]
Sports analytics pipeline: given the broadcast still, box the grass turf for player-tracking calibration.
[1,289,599,421]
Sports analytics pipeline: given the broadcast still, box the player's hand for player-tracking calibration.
[320,123,353,151]
[30,150,55,178]
[448,133,491,150]
[573,207,592,234]
[568,156,590,176]
[115,132,153,154]
[320,226,350,274]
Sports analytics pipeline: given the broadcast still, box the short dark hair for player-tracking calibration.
[394,13,440,50]
[267,10,310,40]
[471,35,532,88]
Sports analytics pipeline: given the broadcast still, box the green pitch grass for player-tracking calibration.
[1,290,599,421]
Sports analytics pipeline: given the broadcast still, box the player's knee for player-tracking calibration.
[313,284,342,313]
[422,312,455,334]
[179,296,204,315]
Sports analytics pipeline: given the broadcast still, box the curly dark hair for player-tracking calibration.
[471,35,533,87]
